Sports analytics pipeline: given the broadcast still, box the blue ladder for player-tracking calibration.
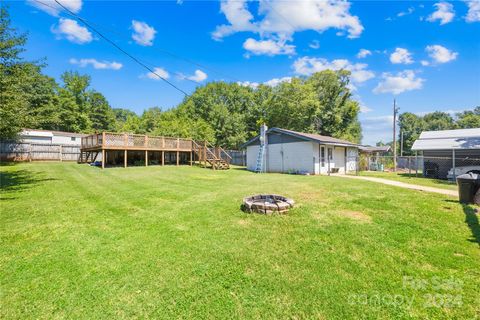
[254,145,265,173]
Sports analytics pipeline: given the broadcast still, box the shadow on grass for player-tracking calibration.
[397,173,456,187]
[462,204,480,247]
[0,169,58,197]
[445,199,480,247]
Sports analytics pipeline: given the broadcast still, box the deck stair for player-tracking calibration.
[192,141,231,170]
[78,150,99,164]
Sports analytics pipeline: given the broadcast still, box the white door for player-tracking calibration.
[334,147,346,173]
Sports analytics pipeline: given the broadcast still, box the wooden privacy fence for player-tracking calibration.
[0,142,81,162]
[226,150,246,166]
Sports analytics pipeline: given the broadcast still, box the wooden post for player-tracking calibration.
[145,150,148,166]
[124,150,127,168]
[189,151,192,166]
[452,149,456,182]
[203,141,207,168]
[102,149,105,169]
[102,132,106,148]
[161,151,164,166]
[176,138,180,166]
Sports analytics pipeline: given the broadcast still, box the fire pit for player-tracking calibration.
[242,194,294,214]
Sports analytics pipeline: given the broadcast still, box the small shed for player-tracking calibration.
[242,127,359,175]
[411,128,480,179]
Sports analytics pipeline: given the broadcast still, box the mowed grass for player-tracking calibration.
[357,171,458,191]
[1,163,479,319]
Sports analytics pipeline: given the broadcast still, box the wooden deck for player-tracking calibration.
[80,132,231,169]
[81,132,193,152]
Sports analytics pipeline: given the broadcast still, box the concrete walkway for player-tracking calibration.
[332,174,458,197]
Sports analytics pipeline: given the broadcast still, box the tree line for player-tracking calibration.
[0,7,362,149]
[2,6,477,150]
[378,109,480,155]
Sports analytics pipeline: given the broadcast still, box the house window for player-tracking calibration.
[328,148,333,160]
[71,137,76,141]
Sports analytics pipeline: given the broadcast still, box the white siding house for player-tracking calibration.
[243,127,359,175]
[20,129,86,145]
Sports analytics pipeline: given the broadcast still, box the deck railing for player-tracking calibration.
[81,132,194,151]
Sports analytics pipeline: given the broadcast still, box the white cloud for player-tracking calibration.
[389,48,414,64]
[69,58,122,70]
[373,70,424,95]
[145,67,170,80]
[264,76,292,87]
[185,70,208,82]
[397,7,415,17]
[51,18,92,44]
[237,81,260,89]
[28,0,82,16]
[420,60,430,66]
[427,2,455,25]
[356,49,372,58]
[293,57,375,85]
[243,38,295,56]
[465,0,480,22]
[362,115,393,130]
[213,0,363,41]
[360,104,373,113]
[131,20,156,46]
[309,40,320,49]
[425,44,458,63]
[238,76,291,88]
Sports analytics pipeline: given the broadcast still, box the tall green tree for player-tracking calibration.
[423,111,455,131]
[306,70,361,142]
[88,91,115,131]
[178,82,255,148]
[456,107,480,128]
[0,6,32,139]
[398,112,424,155]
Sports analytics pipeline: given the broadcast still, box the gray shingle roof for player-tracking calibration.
[241,127,359,148]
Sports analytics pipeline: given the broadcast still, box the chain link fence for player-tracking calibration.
[357,154,480,180]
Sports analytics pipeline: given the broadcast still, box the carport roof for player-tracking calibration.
[241,127,359,148]
[411,128,480,150]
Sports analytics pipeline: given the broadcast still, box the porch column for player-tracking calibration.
[124,150,127,168]
[176,151,179,166]
[101,149,105,169]
[161,151,164,166]
[189,151,192,166]
[452,149,456,181]
[145,150,148,166]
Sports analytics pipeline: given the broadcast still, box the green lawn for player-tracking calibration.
[356,171,458,191]
[1,163,479,319]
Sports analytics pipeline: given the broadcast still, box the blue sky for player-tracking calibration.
[8,0,480,145]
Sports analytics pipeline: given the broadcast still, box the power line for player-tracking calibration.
[32,0,338,115]
[34,0,240,83]
[36,0,189,96]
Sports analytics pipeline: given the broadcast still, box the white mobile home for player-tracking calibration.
[242,127,359,175]
[20,129,86,145]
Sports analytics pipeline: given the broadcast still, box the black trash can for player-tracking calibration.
[456,173,480,204]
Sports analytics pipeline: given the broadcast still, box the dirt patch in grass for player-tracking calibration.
[237,219,252,227]
[338,210,372,223]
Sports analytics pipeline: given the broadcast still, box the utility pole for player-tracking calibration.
[393,99,399,172]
